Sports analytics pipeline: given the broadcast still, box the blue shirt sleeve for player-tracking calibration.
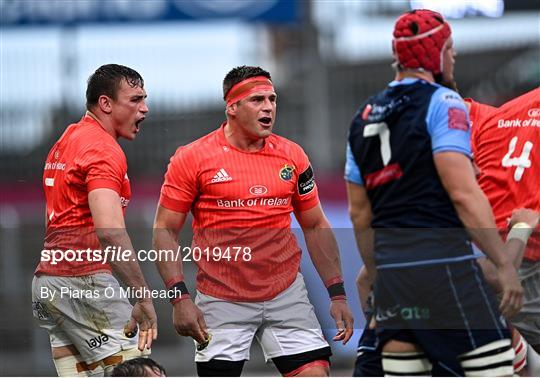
[426,87,472,157]
[344,143,364,185]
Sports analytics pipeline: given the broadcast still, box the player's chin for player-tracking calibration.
[123,130,137,141]
[131,122,143,138]
[257,123,273,135]
[258,128,272,138]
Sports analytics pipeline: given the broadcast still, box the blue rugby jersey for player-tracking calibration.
[346,78,475,268]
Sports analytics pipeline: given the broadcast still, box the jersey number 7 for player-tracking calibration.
[363,122,391,166]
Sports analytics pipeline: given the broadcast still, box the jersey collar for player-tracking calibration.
[217,122,273,154]
[388,77,423,87]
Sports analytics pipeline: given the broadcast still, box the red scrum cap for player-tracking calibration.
[392,9,451,75]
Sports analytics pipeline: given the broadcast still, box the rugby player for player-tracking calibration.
[153,66,354,376]
[32,64,157,376]
[467,88,540,372]
[346,9,522,376]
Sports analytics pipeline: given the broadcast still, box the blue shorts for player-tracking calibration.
[374,260,509,372]
[353,325,383,377]
[352,327,466,377]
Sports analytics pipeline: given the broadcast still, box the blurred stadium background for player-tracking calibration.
[1,0,539,375]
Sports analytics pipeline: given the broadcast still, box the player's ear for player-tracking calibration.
[98,95,113,114]
[226,103,238,117]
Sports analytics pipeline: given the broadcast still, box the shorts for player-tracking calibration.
[32,273,138,364]
[354,327,383,377]
[194,273,330,362]
[352,326,466,376]
[374,260,510,367]
[512,259,540,346]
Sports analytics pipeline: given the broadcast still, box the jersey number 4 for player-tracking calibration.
[501,136,533,182]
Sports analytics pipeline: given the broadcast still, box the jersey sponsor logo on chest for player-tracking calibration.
[210,168,233,183]
[528,108,540,118]
[498,118,540,128]
[249,185,268,195]
[217,197,289,208]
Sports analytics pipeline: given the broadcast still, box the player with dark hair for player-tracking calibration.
[221,65,272,101]
[32,64,157,376]
[346,9,523,376]
[112,357,166,377]
[153,65,354,376]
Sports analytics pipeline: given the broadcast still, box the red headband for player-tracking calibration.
[225,76,274,106]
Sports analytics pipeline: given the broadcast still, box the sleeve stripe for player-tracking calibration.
[159,194,192,213]
[432,146,472,157]
[344,175,364,185]
[293,196,319,212]
[87,178,121,194]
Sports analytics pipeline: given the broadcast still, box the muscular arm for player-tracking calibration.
[295,204,344,283]
[434,153,507,260]
[152,205,188,285]
[295,203,354,344]
[88,188,157,350]
[479,209,539,292]
[346,182,376,282]
[356,265,373,316]
[152,205,207,344]
[89,188,150,292]
[434,152,523,317]
[477,239,527,293]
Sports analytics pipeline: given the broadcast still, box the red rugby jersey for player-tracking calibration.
[467,99,497,132]
[469,88,540,261]
[36,114,131,276]
[160,123,319,301]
